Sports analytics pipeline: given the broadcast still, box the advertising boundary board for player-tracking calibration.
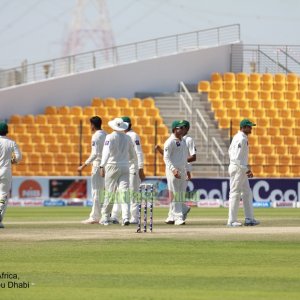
[9,176,300,208]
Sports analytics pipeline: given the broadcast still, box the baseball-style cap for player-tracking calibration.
[171,120,186,130]
[182,120,190,128]
[240,119,256,127]
[0,122,8,133]
[121,116,131,124]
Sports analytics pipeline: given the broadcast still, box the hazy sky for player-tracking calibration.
[0,0,300,69]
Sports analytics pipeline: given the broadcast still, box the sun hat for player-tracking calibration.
[108,117,129,131]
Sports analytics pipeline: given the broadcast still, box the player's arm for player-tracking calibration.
[187,137,197,162]
[11,142,22,164]
[163,141,180,178]
[77,138,97,171]
[99,137,111,177]
[128,137,138,172]
[132,134,145,180]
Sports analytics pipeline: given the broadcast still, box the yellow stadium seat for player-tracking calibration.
[210,99,222,110]
[248,82,260,92]
[249,73,261,84]
[211,72,222,82]
[198,81,210,92]
[287,99,299,110]
[265,154,278,165]
[218,118,230,128]
[214,109,226,119]
[45,106,57,115]
[276,166,290,176]
[240,108,252,118]
[248,136,258,145]
[262,165,276,176]
[223,72,235,82]
[273,83,285,92]
[91,97,103,106]
[236,72,248,84]
[16,134,30,144]
[147,108,159,117]
[272,91,284,101]
[273,99,286,109]
[236,100,248,109]
[31,134,43,144]
[51,125,64,134]
[65,125,78,135]
[271,136,283,145]
[120,107,133,116]
[57,106,70,115]
[293,128,300,136]
[248,99,260,109]
[210,81,223,91]
[286,73,298,84]
[274,73,286,84]
[104,97,116,107]
[208,90,220,101]
[23,115,35,124]
[70,106,82,115]
[251,165,263,176]
[292,155,300,165]
[251,155,264,165]
[26,125,38,134]
[134,108,145,117]
[227,108,238,118]
[259,91,272,101]
[284,136,297,145]
[280,128,292,136]
[261,73,273,84]
[117,98,129,108]
[249,145,260,155]
[266,128,279,136]
[291,165,300,175]
[136,118,149,126]
[39,125,51,134]
[94,107,107,116]
[221,91,233,100]
[33,144,47,153]
[278,109,291,118]
[269,118,281,127]
[107,107,120,117]
[282,118,295,127]
[9,114,22,124]
[223,82,235,92]
[57,134,70,144]
[233,90,246,100]
[261,146,274,155]
[235,82,248,92]
[252,109,264,118]
[35,115,47,124]
[253,127,266,136]
[142,98,155,108]
[274,146,287,155]
[83,106,96,116]
[156,126,168,135]
[59,115,73,125]
[286,83,298,92]
[47,115,59,125]
[258,136,270,145]
[288,146,299,155]
[285,91,297,101]
[47,144,60,153]
[130,98,142,108]
[223,99,235,108]
[246,91,258,100]
[261,82,273,92]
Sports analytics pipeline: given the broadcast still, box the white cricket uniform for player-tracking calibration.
[100,131,138,222]
[85,130,107,221]
[228,130,254,223]
[164,134,189,221]
[111,130,144,222]
[0,136,22,221]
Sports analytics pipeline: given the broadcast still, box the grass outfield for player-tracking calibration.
[1,207,300,300]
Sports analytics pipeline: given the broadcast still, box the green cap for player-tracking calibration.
[121,116,131,124]
[171,120,186,130]
[240,119,256,128]
[0,122,8,133]
[182,120,190,128]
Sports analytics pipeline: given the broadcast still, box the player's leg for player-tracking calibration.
[182,179,191,221]
[100,165,119,225]
[227,165,242,226]
[172,174,185,225]
[241,177,259,226]
[0,177,11,228]
[165,169,175,224]
[110,203,121,224]
[82,166,102,224]
[129,171,140,224]
[119,165,130,226]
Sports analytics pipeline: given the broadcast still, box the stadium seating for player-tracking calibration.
[198,72,300,177]
[10,97,169,177]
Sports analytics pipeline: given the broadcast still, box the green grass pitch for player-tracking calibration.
[1,207,300,300]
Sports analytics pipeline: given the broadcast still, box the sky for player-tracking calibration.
[0,0,300,69]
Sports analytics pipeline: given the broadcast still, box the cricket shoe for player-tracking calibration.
[0,223,4,229]
[175,219,185,226]
[183,206,191,221]
[110,217,120,224]
[165,217,175,225]
[81,218,99,224]
[244,218,260,226]
[227,221,242,227]
[99,219,110,226]
[122,219,130,226]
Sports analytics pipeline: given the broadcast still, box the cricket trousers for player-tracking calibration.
[89,164,105,221]
[166,168,186,221]
[228,164,254,223]
[101,164,130,221]
[111,171,140,222]
[0,172,12,222]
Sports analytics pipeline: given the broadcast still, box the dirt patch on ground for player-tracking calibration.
[1,220,300,242]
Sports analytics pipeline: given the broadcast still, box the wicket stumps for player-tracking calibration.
[137,184,154,233]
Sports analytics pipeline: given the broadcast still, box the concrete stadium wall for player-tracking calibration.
[0,44,241,120]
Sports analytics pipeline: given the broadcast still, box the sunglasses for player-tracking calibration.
[175,126,185,129]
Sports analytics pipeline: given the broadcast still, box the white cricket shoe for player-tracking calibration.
[109,217,120,224]
[174,219,185,226]
[0,223,4,229]
[165,217,175,225]
[227,221,242,227]
[122,219,130,226]
[99,219,109,226]
[244,218,260,226]
[81,218,99,224]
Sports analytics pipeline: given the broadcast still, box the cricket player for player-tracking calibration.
[110,116,145,224]
[99,117,138,226]
[227,118,260,227]
[163,120,190,225]
[0,122,22,228]
[155,120,196,223]
[78,116,107,224]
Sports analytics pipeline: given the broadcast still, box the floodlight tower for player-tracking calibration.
[63,0,115,57]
